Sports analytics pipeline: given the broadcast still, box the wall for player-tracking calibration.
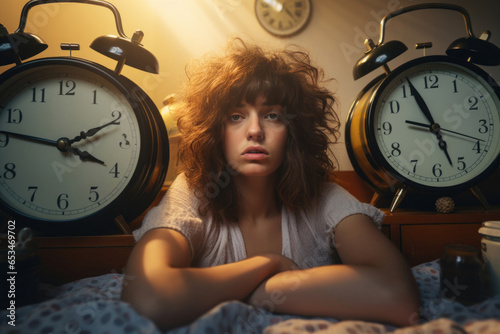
[1,0,499,170]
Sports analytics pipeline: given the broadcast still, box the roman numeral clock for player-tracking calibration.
[345,4,500,212]
[0,0,169,234]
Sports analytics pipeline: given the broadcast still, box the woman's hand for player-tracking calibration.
[247,215,420,326]
[260,253,300,273]
[246,254,301,311]
[121,229,292,330]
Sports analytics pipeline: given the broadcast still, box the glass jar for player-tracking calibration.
[478,221,500,296]
[440,243,484,305]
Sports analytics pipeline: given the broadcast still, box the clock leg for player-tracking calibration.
[469,186,490,210]
[370,192,381,206]
[370,192,390,208]
[114,214,132,234]
[390,186,408,213]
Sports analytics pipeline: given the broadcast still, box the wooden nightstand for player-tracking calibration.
[383,208,500,266]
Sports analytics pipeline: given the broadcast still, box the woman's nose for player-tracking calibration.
[246,114,264,141]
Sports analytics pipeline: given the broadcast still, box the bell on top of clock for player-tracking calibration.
[0,0,159,75]
[353,3,500,81]
[345,3,500,212]
[0,23,48,66]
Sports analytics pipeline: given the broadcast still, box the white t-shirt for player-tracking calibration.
[133,173,385,269]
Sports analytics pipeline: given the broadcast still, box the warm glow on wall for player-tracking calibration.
[144,0,255,56]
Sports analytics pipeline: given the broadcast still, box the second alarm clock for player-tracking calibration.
[345,4,500,212]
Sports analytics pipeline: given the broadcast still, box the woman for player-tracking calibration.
[121,39,420,331]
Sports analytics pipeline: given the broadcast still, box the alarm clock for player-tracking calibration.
[254,0,311,37]
[0,0,168,234]
[345,4,500,212]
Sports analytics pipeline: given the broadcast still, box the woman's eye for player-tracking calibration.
[265,112,282,121]
[229,114,242,122]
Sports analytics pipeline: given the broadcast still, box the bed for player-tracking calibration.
[1,259,499,334]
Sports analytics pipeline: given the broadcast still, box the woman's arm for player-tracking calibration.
[248,214,421,326]
[121,228,295,330]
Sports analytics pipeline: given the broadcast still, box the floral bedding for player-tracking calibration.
[1,260,499,334]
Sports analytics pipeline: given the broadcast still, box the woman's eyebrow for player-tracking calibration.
[264,103,283,108]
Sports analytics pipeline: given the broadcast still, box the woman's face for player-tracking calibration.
[223,95,288,177]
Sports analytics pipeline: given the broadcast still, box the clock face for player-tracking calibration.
[370,57,500,191]
[255,0,311,37]
[0,60,142,222]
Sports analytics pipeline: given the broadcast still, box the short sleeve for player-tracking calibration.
[318,182,385,237]
[132,173,204,256]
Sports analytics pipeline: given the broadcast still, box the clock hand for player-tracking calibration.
[284,7,295,20]
[68,146,106,165]
[0,131,57,146]
[406,78,453,166]
[406,78,435,126]
[68,111,122,145]
[436,132,453,166]
[405,120,485,142]
[0,131,105,164]
[56,138,105,165]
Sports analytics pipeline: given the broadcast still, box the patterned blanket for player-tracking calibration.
[1,260,499,333]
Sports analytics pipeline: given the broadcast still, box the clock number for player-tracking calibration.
[424,75,439,89]
[58,80,76,96]
[410,160,418,173]
[468,96,479,111]
[452,80,458,93]
[401,85,413,98]
[92,90,97,104]
[389,100,400,114]
[6,108,23,124]
[28,186,38,202]
[457,157,466,171]
[111,110,122,123]
[89,186,99,202]
[109,163,120,178]
[1,163,16,180]
[478,119,488,134]
[473,140,482,154]
[31,87,46,103]
[391,142,401,157]
[432,163,442,178]
[0,132,8,147]
[57,193,69,210]
[120,133,131,149]
[381,122,392,135]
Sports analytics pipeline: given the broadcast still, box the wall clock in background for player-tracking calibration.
[0,0,169,235]
[255,0,311,37]
[345,4,500,212]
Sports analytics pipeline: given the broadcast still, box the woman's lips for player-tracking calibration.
[242,146,269,160]
[242,153,268,160]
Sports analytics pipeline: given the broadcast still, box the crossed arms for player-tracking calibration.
[121,214,420,331]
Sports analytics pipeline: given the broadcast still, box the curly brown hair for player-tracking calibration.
[176,38,340,223]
